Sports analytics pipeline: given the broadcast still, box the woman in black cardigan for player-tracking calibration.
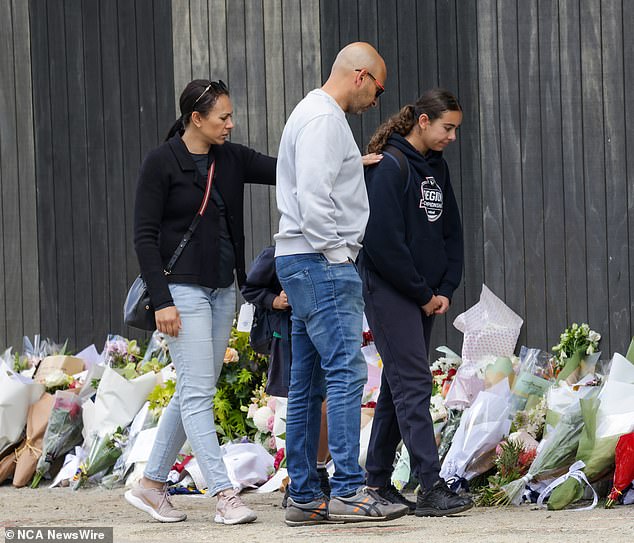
[125,79,274,525]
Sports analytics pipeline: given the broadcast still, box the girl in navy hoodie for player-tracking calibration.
[358,89,473,517]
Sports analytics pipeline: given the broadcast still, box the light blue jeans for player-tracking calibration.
[275,254,367,502]
[144,283,235,495]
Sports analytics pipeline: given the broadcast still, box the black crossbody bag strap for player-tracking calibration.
[164,160,215,275]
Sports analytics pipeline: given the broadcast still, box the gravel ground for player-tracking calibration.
[1,487,633,543]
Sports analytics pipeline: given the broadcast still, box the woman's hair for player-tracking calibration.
[367,88,461,153]
[165,79,230,140]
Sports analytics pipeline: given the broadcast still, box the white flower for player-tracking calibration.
[252,405,274,432]
[588,330,601,344]
[44,369,71,389]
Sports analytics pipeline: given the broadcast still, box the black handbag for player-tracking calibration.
[123,161,216,331]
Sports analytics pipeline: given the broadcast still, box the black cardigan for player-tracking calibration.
[134,135,276,310]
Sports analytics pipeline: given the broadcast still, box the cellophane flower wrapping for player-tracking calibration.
[501,400,585,505]
[440,378,512,482]
[547,352,634,509]
[31,390,83,488]
[509,347,555,414]
[452,284,523,368]
[72,428,127,489]
[605,431,634,507]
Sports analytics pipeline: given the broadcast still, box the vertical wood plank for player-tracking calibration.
[245,0,272,262]
[208,0,229,81]
[263,0,284,241]
[189,0,210,77]
[357,0,380,150]
[497,0,525,347]
[12,0,39,346]
[601,0,630,354]
[396,0,418,104]
[477,0,505,299]
[580,0,609,342]
[48,0,76,346]
[30,0,58,343]
[538,0,566,350]
[518,0,546,349]
[82,0,110,347]
[455,0,484,351]
[101,0,126,335]
[559,0,587,326]
[154,0,176,139]
[0,0,26,347]
[65,0,92,348]
[172,0,192,107]
[0,0,17,348]
[376,0,399,123]
[435,0,462,352]
[624,0,634,349]
[117,0,142,332]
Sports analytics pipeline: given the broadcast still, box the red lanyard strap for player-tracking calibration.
[164,160,215,275]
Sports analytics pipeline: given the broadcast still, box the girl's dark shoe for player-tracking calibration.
[415,480,474,517]
[376,484,416,514]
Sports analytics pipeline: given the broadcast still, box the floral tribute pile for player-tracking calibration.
[1,284,633,512]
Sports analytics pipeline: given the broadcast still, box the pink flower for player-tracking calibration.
[268,435,277,451]
[267,415,275,432]
[267,396,277,412]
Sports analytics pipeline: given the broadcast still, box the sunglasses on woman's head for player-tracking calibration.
[193,80,228,108]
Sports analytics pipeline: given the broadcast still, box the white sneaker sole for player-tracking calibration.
[214,512,257,525]
[124,490,187,523]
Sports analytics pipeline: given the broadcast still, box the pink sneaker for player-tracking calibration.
[215,488,257,525]
[125,484,187,523]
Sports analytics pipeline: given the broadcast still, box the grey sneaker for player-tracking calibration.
[328,486,409,523]
[124,484,187,523]
[215,488,257,525]
[285,496,341,526]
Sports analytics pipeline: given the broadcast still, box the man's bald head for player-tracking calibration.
[331,42,386,79]
[322,42,386,114]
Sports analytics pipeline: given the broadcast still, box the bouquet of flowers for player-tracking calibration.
[245,386,277,452]
[31,391,83,488]
[474,438,537,506]
[605,432,634,508]
[499,401,586,505]
[103,335,142,379]
[547,351,634,510]
[43,369,81,394]
[431,351,461,398]
[552,323,601,383]
[72,427,127,489]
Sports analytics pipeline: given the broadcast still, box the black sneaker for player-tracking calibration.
[415,479,474,517]
[376,484,416,515]
[281,485,290,508]
[285,496,342,526]
[317,467,331,498]
[328,486,409,523]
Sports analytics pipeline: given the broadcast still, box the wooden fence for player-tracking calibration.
[0,0,631,360]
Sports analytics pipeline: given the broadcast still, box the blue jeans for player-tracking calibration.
[144,283,235,495]
[275,254,367,501]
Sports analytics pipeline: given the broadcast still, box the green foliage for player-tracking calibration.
[147,379,176,419]
[214,329,268,443]
[474,440,529,507]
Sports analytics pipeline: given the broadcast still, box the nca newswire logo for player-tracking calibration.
[5,527,112,543]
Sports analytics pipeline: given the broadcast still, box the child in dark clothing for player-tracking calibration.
[241,245,292,397]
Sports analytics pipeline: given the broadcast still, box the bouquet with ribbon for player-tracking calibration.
[31,391,83,488]
[546,351,634,510]
[500,401,586,505]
